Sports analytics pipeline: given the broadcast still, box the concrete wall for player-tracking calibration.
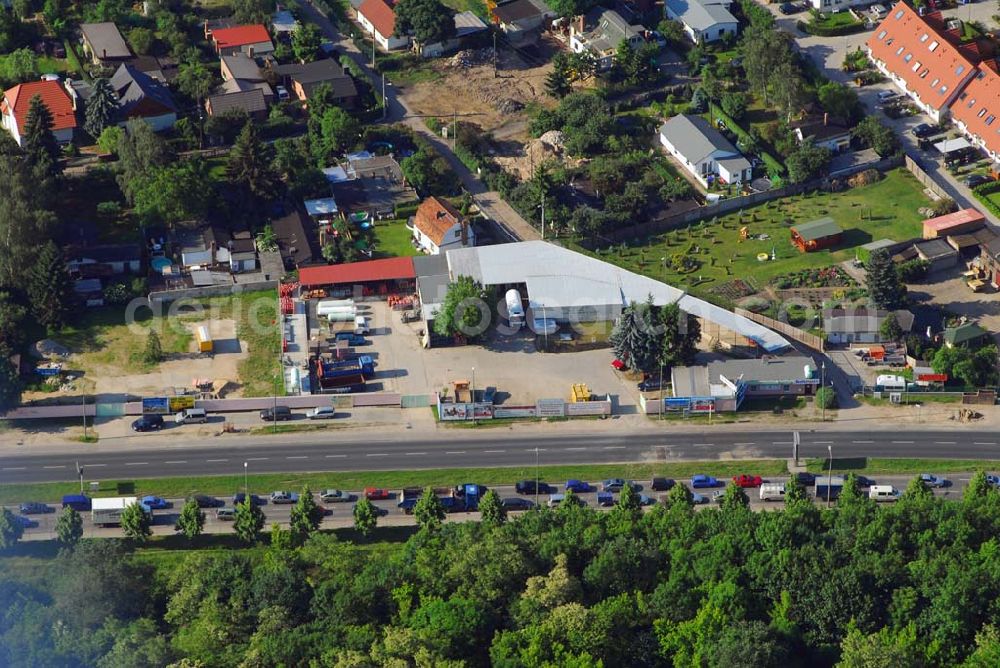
[149,279,278,304]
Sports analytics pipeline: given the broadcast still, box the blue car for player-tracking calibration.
[690,474,720,489]
[565,479,593,493]
[141,495,171,510]
[13,515,38,529]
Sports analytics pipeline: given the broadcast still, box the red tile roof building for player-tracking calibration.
[358,0,410,51]
[1,80,76,147]
[950,64,1000,161]
[209,24,275,56]
[412,196,474,254]
[298,257,416,287]
[866,3,977,121]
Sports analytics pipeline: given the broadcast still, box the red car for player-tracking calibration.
[611,359,626,371]
[364,487,392,500]
[732,474,763,488]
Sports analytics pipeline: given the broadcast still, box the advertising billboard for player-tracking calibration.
[168,396,195,412]
[535,398,566,418]
[494,406,537,419]
[141,397,170,414]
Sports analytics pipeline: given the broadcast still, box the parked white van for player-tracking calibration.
[354,316,369,335]
[759,483,787,502]
[869,485,900,502]
[174,408,208,424]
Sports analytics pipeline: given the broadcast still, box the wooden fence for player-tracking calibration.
[734,308,825,352]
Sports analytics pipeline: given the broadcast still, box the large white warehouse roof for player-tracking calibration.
[446,241,789,352]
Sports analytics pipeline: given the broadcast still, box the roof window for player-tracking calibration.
[956,65,965,75]
[904,54,913,63]
[968,98,977,108]
[920,33,929,43]
[912,61,922,72]
[928,41,939,52]
[979,108,988,118]
[919,69,929,79]
[987,115,996,126]
[896,46,905,56]
[939,85,948,95]
[931,78,939,87]
[895,9,904,19]
[878,29,887,39]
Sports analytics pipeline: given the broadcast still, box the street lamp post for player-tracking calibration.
[535,447,540,508]
[243,461,248,499]
[471,366,476,425]
[826,445,834,508]
[821,361,826,422]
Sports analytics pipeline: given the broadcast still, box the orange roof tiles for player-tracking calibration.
[1,80,77,133]
[951,66,1000,157]
[211,24,271,50]
[413,196,463,246]
[358,0,397,39]
[867,2,976,112]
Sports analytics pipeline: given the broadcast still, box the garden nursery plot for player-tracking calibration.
[587,169,930,305]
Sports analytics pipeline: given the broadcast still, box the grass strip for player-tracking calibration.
[805,457,1000,475]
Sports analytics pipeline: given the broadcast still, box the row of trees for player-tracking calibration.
[7,473,1000,665]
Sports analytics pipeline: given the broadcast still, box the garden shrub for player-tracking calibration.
[847,169,883,188]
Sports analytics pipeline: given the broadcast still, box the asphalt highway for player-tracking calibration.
[2,429,999,484]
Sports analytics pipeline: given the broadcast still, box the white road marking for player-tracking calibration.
[366,453,388,457]
[935,441,956,445]
[603,446,626,450]
[892,441,914,444]
[43,465,65,469]
[693,443,714,447]
[959,478,970,481]
[87,464,106,467]
[853,440,874,444]
[483,449,505,453]
[814,441,833,445]
[325,454,347,458]
[206,458,228,463]
[124,462,148,466]
[246,457,269,461]
[564,447,587,451]
[164,460,187,464]
[2,466,26,471]
[286,456,308,459]
[405,452,427,456]
[772,441,793,445]
[525,448,548,452]
[445,451,466,455]
[734,442,756,446]
[974,442,996,446]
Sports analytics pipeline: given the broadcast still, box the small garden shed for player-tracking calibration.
[791,217,843,253]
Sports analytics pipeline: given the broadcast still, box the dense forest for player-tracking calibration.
[5,474,1000,667]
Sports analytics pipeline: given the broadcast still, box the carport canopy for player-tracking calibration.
[933,137,972,154]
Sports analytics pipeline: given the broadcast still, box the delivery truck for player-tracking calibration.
[814,476,845,502]
[195,326,213,353]
[92,497,150,526]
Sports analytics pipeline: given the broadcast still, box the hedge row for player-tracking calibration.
[796,19,869,37]
[972,180,1000,218]
[709,102,786,177]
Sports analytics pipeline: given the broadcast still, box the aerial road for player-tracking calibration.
[1,429,998,484]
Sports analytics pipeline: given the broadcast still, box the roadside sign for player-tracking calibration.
[168,396,195,412]
[141,397,170,414]
[535,398,566,418]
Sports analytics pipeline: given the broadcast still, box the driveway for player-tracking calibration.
[300,0,539,242]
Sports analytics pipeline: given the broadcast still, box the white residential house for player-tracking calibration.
[569,8,645,71]
[659,114,752,187]
[411,196,474,255]
[664,0,738,44]
[357,0,411,51]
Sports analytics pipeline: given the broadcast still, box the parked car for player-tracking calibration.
[964,174,990,188]
[690,474,720,488]
[276,84,289,101]
[307,406,336,420]
[732,474,763,488]
[141,495,171,510]
[637,377,662,392]
[61,494,91,511]
[188,495,223,508]
[793,472,817,485]
[877,90,899,103]
[611,358,626,370]
[270,491,299,504]
[364,487,392,500]
[565,479,594,493]
[260,406,293,421]
[855,476,876,488]
[869,3,887,17]
[638,494,657,506]
[233,493,265,506]
[334,332,366,346]
[13,515,38,529]
[918,473,948,488]
[131,414,164,432]
[18,502,53,514]
[398,498,418,513]
[712,490,727,504]
[216,508,236,521]
[601,478,632,493]
[651,477,676,491]
[515,480,553,495]
[501,497,535,510]
[987,474,1000,487]
[691,492,709,505]
[778,2,800,13]
[911,123,937,139]
[320,489,355,503]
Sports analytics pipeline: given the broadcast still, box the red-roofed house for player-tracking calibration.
[411,196,474,254]
[357,0,410,51]
[951,66,1000,162]
[866,3,977,122]
[208,24,275,57]
[1,80,77,146]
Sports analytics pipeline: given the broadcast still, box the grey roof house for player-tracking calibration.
[658,114,751,187]
[491,0,555,45]
[665,0,738,44]
[273,59,358,106]
[109,64,178,132]
[822,307,915,344]
[80,22,131,65]
[205,88,268,120]
[569,9,645,71]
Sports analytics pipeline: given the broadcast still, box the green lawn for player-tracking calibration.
[812,11,862,29]
[441,0,488,19]
[583,168,931,305]
[806,458,1000,475]
[374,220,419,257]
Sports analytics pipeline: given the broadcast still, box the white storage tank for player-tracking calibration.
[506,289,524,325]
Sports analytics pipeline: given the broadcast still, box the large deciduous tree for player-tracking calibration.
[394,0,455,46]
[0,507,24,550]
[121,501,152,542]
[353,497,378,536]
[478,489,507,527]
[175,499,205,540]
[433,276,491,339]
[234,498,265,544]
[414,487,446,531]
[289,487,324,544]
[56,506,83,547]
[292,23,323,63]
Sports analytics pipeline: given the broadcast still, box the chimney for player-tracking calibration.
[102,48,107,59]
[248,45,255,58]
[823,112,828,126]
[574,14,585,35]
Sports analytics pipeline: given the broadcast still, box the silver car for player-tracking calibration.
[320,489,354,503]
